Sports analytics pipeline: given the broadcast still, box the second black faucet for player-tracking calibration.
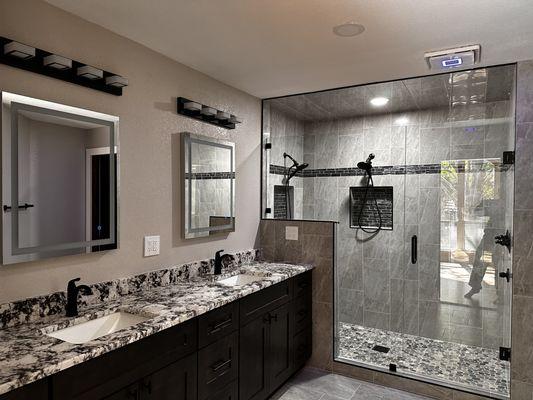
[214,250,232,275]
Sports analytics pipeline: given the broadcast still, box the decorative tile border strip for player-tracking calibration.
[185,171,235,180]
[269,161,508,178]
[0,249,259,329]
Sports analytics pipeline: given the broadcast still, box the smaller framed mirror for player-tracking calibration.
[182,133,235,239]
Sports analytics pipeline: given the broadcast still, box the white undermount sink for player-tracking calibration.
[46,311,150,344]
[216,274,263,287]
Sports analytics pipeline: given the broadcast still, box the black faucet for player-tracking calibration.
[214,250,232,275]
[66,278,93,317]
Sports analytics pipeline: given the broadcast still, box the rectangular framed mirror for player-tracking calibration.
[182,132,235,239]
[1,92,119,264]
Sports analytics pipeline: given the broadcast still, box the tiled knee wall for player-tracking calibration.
[258,219,492,400]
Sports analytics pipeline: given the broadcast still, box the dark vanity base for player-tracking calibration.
[1,271,312,400]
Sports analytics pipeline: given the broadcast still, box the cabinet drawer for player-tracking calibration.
[198,331,239,400]
[240,280,292,325]
[292,291,312,335]
[293,327,312,371]
[198,301,239,348]
[52,319,197,400]
[204,379,238,400]
[293,270,312,298]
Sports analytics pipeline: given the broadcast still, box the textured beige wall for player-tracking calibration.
[0,0,261,303]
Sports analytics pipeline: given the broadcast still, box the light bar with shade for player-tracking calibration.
[3,41,35,59]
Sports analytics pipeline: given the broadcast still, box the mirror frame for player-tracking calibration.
[1,92,120,264]
[182,132,235,239]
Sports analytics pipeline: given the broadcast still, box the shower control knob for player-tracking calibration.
[499,268,512,282]
[494,230,512,253]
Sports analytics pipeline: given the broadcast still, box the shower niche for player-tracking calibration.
[274,185,293,219]
[350,186,393,230]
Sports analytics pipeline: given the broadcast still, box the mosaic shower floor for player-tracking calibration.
[337,323,510,399]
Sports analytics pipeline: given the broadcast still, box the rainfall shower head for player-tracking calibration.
[357,153,375,173]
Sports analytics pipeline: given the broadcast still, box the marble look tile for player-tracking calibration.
[517,61,533,123]
[511,295,533,384]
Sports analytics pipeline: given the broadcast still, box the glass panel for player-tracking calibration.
[262,64,514,399]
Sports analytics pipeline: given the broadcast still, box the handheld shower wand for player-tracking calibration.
[355,153,382,233]
[282,153,308,219]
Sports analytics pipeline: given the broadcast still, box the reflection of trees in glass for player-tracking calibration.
[441,161,458,221]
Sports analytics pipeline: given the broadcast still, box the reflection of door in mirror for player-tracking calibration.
[86,147,117,253]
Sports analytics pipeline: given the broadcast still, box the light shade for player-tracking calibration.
[184,101,202,111]
[43,54,72,70]
[201,106,216,116]
[370,97,389,107]
[4,41,35,59]
[105,75,128,88]
[77,65,103,80]
[216,111,230,120]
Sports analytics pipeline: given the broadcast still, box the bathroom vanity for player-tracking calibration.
[0,264,312,400]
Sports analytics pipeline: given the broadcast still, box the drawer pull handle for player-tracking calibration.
[142,379,152,394]
[209,317,233,334]
[297,309,307,317]
[211,358,232,372]
[128,388,139,399]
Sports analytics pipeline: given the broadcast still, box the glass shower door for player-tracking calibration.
[404,65,514,398]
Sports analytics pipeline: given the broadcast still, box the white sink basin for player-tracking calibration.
[216,274,263,287]
[46,311,150,344]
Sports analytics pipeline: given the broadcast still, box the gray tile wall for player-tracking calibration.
[511,60,533,400]
[302,97,514,350]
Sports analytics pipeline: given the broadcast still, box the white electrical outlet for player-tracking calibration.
[144,235,160,257]
[285,226,299,241]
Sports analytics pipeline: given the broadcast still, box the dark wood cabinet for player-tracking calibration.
[3,272,312,400]
[239,272,312,400]
[239,313,270,400]
[0,379,48,400]
[143,353,197,400]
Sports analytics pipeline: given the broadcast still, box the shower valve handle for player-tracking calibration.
[499,268,512,282]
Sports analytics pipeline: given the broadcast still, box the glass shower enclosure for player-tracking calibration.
[261,64,515,399]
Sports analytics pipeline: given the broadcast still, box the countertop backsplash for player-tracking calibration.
[0,249,259,329]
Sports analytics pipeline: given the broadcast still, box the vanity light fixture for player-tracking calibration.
[77,65,103,80]
[0,36,127,96]
[370,97,389,107]
[216,111,230,120]
[3,41,35,59]
[177,97,240,130]
[105,75,128,88]
[201,106,217,117]
[229,115,242,124]
[43,54,72,70]
[183,101,202,112]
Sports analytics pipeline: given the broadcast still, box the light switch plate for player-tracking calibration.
[285,226,299,241]
[144,235,160,257]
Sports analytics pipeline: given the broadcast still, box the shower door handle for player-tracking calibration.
[411,235,417,264]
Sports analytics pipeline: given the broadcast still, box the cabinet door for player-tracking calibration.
[141,353,197,400]
[239,314,269,400]
[102,383,139,400]
[0,379,48,400]
[267,302,293,392]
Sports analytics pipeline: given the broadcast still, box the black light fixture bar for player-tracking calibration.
[0,36,125,96]
[177,97,240,130]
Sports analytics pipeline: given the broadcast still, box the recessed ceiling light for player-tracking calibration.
[370,97,389,107]
[333,22,365,37]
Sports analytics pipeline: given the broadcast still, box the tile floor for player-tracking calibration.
[336,323,509,399]
[271,367,432,400]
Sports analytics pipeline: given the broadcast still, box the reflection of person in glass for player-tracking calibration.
[464,199,503,298]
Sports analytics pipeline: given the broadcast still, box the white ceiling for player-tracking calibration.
[45,0,533,99]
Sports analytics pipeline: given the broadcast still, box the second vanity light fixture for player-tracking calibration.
[0,36,128,96]
[177,97,242,129]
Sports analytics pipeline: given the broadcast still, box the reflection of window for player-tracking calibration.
[441,159,499,253]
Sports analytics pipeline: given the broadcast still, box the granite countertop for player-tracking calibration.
[0,261,312,395]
